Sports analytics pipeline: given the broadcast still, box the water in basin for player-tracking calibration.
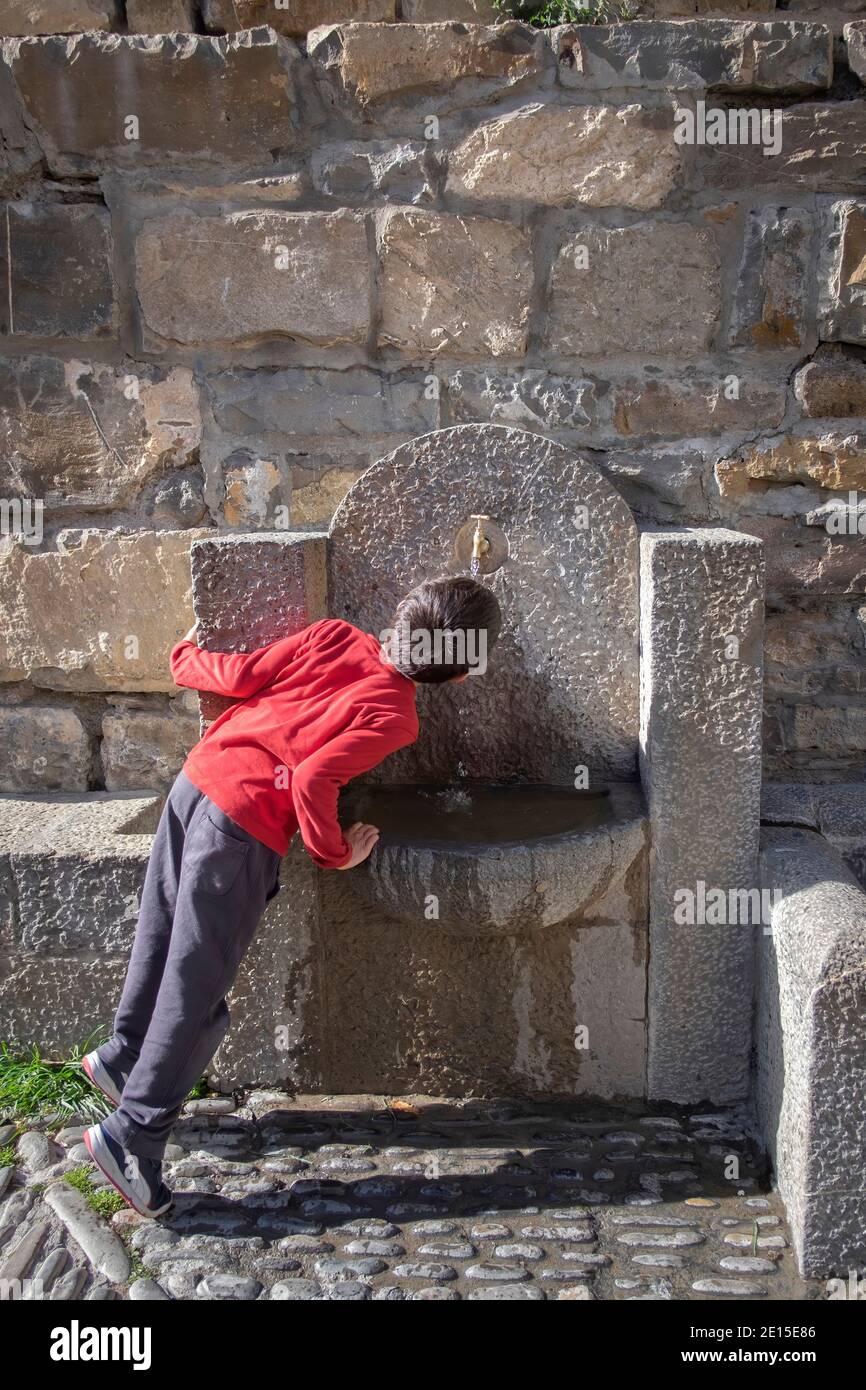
[341,783,613,848]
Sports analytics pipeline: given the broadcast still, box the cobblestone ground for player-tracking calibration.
[0,1095,827,1302]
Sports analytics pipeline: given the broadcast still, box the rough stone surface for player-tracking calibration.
[126,0,196,31]
[203,0,396,35]
[0,203,115,338]
[0,358,200,515]
[640,530,764,1103]
[446,102,683,210]
[377,210,532,359]
[728,207,814,349]
[758,828,866,1278]
[329,425,639,785]
[44,1182,131,1284]
[0,528,206,692]
[307,20,542,106]
[136,211,371,347]
[794,344,866,417]
[547,222,721,356]
[188,531,327,722]
[554,21,832,93]
[101,701,199,791]
[3,29,299,173]
[0,2,117,34]
[717,429,866,496]
[698,102,866,191]
[844,20,866,79]
[817,199,866,345]
[0,707,90,791]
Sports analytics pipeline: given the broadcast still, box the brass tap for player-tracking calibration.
[470,515,491,562]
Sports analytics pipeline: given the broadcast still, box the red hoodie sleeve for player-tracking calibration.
[292,711,418,869]
[169,626,316,700]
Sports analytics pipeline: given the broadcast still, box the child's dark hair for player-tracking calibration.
[387,576,502,684]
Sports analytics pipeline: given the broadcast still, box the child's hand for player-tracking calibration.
[337,821,380,869]
[182,621,199,643]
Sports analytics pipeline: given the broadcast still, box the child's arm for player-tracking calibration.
[170,624,316,700]
[292,712,417,869]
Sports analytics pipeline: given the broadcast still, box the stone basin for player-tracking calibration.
[340,781,647,936]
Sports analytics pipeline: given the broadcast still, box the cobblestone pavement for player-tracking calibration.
[0,1094,827,1301]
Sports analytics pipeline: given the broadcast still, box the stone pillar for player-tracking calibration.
[757,827,866,1278]
[640,528,764,1103]
[189,531,328,1089]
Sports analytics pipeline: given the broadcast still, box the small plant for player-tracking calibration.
[0,1040,112,1124]
[65,1165,125,1219]
[493,0,639,24]
[0,1145,17,1168]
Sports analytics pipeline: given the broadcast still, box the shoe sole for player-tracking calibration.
[83,1126,172,1220]
[81,1053,123,1108]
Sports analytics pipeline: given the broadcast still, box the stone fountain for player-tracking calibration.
[4,423,865,1277]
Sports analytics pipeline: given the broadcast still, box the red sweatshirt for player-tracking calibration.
[169,618,419,867]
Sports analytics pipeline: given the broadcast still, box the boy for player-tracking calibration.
[81,576,502,1216]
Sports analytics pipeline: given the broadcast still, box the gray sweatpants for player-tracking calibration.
[100,770,282,1160]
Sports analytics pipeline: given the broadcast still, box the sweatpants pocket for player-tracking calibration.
[183,811,249,897]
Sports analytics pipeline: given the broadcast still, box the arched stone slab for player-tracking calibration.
[328,424,639,784]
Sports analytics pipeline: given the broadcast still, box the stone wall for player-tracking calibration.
[0,7,864,791]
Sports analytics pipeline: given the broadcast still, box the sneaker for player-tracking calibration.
[83,1123,173,1219]
[81,1050,127,1108]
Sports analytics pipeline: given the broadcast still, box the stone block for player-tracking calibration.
[307,19,541,106]
[844,20,866,80]
[0,202,115,338]
[817,199,866,345]
[101,700,199,791]
[640,528,764,1103]
[0,528,208,691]
[377,209,532,358]
[126,0,196,31]
[3,29,298,173]
[329,423,640,784]
[449,367,601,435]
[554,20,832,94]
[757,828,866,1276]
[202,0,395,35]
[697,101,866,192]
[611,369,786,439]
[446,101,683,210]
[0,706,89,791]
[728,207,814,349]
[311,139,433,204]
[547,220,721,356]
[0,357,200,514]
[794,344,866,417]
[741,515,866,596]
[0,1,118,33]
[716,428,866,496]
[402,1,501,18]
[0,954,128,1055]
[135,210,371,347]
[189,531,328,722]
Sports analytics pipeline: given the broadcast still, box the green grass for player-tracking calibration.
[494,0,639,24]
[0,1145,17,1168]
[1,1039,212,1128]
[65,1164,125,1219]
[0,1040,112,1125]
